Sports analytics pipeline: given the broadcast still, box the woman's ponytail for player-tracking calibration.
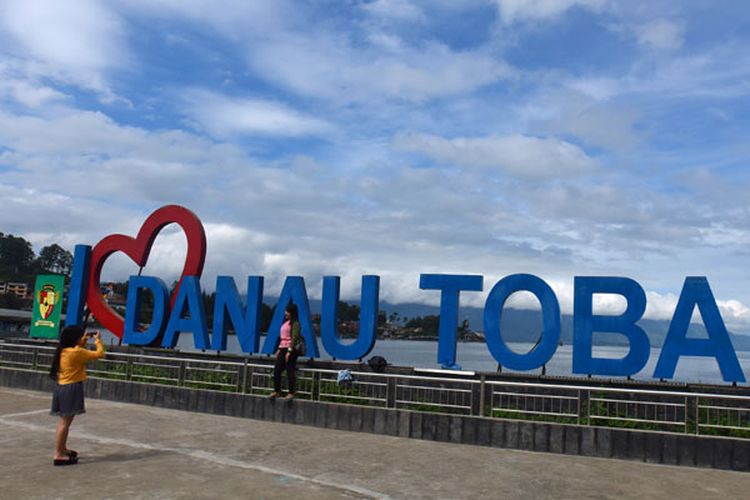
[49,344,63,381]
[49,326,85,381]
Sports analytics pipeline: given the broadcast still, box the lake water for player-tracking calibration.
[94,329,750,386]
[145,334,750,386]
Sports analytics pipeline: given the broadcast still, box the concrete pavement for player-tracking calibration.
[1,386,749,499]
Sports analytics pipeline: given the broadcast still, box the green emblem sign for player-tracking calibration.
[30,274,65,339]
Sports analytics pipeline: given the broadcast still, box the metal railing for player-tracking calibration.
[395,374,476,414]
[2,342,749,438]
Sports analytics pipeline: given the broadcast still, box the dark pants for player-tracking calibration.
[273,348,298,393]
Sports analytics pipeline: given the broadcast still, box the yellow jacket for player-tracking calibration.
[58,339,105,385]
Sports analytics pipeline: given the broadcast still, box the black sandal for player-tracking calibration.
[67,450,78,458]
[54,456,79,466]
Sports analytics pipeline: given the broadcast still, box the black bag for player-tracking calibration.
[294,333,307,357]
[367,355,387,373]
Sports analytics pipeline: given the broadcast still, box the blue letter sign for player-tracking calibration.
[654,277,745,382]
[123,275,169,346]
[420,274,483,369]
[573,277,650,377]
[70,205,750,384]
[261,276,320,357]
[484,274,560,370]
[64,244,91,326]
[320,275,380,360]
[211,276,264,353]
[161,276,210,350]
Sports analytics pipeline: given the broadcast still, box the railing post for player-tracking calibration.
[240,360,249,393]
[386,376,397,409]
[31,349,38,370]
[126,358,133,381]
[578,389,590,426]
[178,361,186,387]
[249,366,256,394]
[694,396,700,435]
[477,375,486,417]
[312,371,320,401]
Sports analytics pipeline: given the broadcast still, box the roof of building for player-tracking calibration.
[0,308,32,320]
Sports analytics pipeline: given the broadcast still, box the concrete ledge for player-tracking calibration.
[2,367,748,472]
[563,426,579,455]
[476,418,491,447]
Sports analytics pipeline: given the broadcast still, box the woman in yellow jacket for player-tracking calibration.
[49,325,105,466]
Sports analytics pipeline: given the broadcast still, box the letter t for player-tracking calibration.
[420,274,483,368]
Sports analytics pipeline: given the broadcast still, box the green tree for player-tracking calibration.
[111,281,128,296]
[261,303,273,332]
[338,301,360,321]
[36,244,73,276]
[405,315,440,336]
[202,291,216,327]
[0,292,23,309]
[0,232,36,278]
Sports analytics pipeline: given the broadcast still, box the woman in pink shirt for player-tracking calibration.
[270,303,302,399]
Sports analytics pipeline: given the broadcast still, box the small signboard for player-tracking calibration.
[30,274,65,339]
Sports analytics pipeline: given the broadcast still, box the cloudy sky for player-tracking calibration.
[1,0,749,331]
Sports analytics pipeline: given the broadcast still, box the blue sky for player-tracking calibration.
[1,0,750,331]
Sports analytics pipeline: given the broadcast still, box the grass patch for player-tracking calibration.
[491,409,578,424]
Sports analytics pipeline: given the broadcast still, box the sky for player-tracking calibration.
[1,0,750,331]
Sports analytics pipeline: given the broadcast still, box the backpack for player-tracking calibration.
[294,333,307,358]
[293,330,307,357]
[367,355,388,373]
[336,369,353,389]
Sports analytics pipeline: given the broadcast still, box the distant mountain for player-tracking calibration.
[378,302,750,352]
[262,298,750,351]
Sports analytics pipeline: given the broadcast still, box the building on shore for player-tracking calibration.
[0,307,31,338]
[0,281,30,299]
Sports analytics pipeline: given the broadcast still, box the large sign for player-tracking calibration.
[64,205,746,383]
[30,274,65,339]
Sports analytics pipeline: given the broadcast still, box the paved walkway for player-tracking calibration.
[1,387,749,499]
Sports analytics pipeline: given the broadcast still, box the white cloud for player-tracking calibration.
[182,90,334,139]
[634,19,685,51]
[0,77,67,108]
[3,102,750,332]
[121,0,507,102]
[0,0,129,97]
[500,283,750,332]
[394,133,597,177]
[249,35,513,103]
[514,83,642,152]
[540,90,642,151]
[644,291,679,321]
[0,108,242,161]
[116,0,289,39]
[111,0,513,103]
[362,0,425,22]
[566,77,619,101]
[645,291,750,333]
[717,300,750,332]
[2,0,750,339]
[495,0,607,24]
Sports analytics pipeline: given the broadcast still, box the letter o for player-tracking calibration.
[484,274,561,371]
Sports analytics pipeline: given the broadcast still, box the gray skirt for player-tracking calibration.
[50,381,86,417]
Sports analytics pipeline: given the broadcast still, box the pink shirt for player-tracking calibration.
[279,320,292,348]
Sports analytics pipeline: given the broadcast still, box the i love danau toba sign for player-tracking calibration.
[63,205,746,383]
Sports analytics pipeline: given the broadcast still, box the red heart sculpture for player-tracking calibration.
[86,205,207,339]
